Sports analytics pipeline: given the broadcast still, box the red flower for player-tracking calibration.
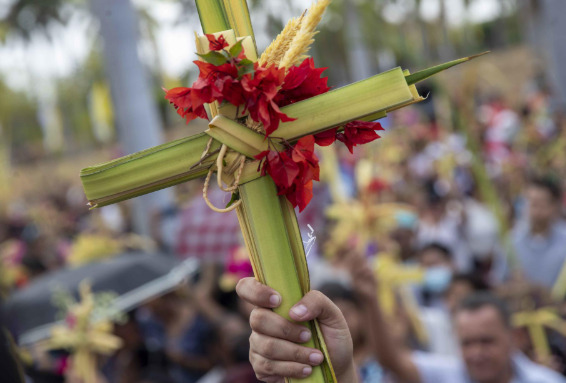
[286,180,314,212]
[277,58,330,107]
[165,46,385,212]
[217,76,246,107]
[314,128,338,146]
[164,87,208,122]
[337,120,384,153]
[195,61,244,106]
[164,61,243,123]
[242,64,296,136]
[254,135,319,212]
[206,34,229,51]
[292,135,320,182]
[256,150,300,191]
[165,55,330,137]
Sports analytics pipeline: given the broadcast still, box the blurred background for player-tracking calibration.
[1,0,566,382]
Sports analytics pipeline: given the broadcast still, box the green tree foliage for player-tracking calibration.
[0,77,41,151]
[0,0,71,41]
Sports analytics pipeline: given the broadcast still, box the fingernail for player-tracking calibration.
[269,294,281,307]
[309,353,323,365]
[302,366,312,376]
[299,331,311,342]
[291,304,307,318]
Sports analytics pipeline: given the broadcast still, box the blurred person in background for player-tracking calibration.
[421,273,490,357]
[415,242,455,309]
[360,239,565,383]
[237,249,566,383]
[0,309,25,383]
[404,294,565,383]
[459,186,505,284]
[191,260,260,383]
[512,176,566,288]
[389,211,418,263]
[478,94,521,167]
[103,311,148,383]
[416,179,471,272]
[136,288,216,383]
[318,282,385,383]
[238,277,566,383]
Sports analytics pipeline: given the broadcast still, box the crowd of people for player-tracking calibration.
[1,72,566,383]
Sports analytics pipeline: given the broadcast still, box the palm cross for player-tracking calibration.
[80,1,480,381]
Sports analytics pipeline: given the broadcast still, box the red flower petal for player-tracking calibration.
[336,132,355,154]
[219,78,246,106]
[164,87,209,123]
[292,136,318,166]
[164,87,192,109]
[206,34,229,51]
[287,180,313,212]
[254,137,320,211]
[183,105,209,122]
[297,160,320,183]
[194,60,217,79]
[277,58,330,107]
[260,150,300,190]
[292,136,320,182]
[314,128,338,146]
[241,64,297,136]
[337,120,384,153]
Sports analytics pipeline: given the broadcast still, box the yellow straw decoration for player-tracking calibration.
[259,14,304,68]
[280,0,330,69]
[512,308,566,360]
[42,282,122,383]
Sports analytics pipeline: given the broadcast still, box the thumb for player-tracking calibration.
[289,290,347,330]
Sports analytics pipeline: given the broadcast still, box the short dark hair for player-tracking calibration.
[530,176,562,202]
[319,282,360,308]
[450,273,490,292]
[455,292,511,328]
[419,242,452,261]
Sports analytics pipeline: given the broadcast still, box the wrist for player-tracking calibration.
[336,360,357,383]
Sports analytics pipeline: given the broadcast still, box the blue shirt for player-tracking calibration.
[413,352,566,383]
[358,357,385,383]
[137,310,214,383]
[512,220,566,288]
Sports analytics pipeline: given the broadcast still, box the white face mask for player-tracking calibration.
[424,266,453,294]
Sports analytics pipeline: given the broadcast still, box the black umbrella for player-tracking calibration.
[5,252,198,346]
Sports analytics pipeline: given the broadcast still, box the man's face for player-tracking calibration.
[527,186,556,228]
[455,306,513,383]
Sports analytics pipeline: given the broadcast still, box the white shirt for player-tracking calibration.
[413,352,566,383]
[419,308,459,357]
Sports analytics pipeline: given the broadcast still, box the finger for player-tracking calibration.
[249,308,312,343]
[289,290,348,329]
[250,332,324,366]
[236,277,281,308]
[250,351,315,380]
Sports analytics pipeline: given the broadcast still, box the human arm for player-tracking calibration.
[236,277,358,382]
[164,301,217,372]
[166,350,216,371]
[347,251,422,383]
